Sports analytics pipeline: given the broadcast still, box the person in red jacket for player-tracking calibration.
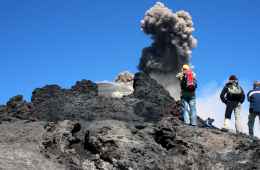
[176,64,197,126]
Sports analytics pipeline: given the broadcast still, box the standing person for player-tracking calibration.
[220,75,245,133]
[247,81,260,137]
[176,64,197,126]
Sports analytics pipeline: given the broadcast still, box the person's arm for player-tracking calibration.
[192,72,198,89]
[220,86,227,104]
[247,90,253,102]
[240,87,245,103]
[193,72,196,78]
[176,72,183,80]
[194,78,198,89]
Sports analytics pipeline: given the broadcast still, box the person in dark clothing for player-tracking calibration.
[247,81,260,137]
[220,75,245,133]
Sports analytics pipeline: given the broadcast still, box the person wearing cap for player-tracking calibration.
[176,64,197,126]
[220,75,245,133]
[247,81,260,137]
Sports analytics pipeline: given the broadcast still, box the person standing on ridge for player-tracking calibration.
[247,81,260,137]
[176,64,197,126]
[220,75,245,133]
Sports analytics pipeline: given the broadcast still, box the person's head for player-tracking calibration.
[253,81,260,89]
[228,75,238,83]
[182,64,190,71]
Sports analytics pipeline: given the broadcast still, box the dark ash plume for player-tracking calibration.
[138,2,197,99]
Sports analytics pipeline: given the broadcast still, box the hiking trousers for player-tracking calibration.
[181,96,197,126]
[248,111,260,136]
[225,101,242,133]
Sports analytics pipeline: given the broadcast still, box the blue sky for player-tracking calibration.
[0,0,259,104]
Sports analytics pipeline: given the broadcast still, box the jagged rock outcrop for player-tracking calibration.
[154,117,260,169]
[133,72,174,104]
[0,72,260,170]
[0,95,33,122]
[30,73,173,122]
[31,80,100,121]
[84,120,165,170]
[39,117,260,170]
[133,72,175,121]
[32,85,65,106]
[71,80,98,96]
[41,120,82,169]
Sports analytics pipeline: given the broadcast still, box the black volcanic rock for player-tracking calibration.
[84,120,165,170]
[1,73,260,169]
[31,80,99,121]
[133,72,175,121]
[32,85,64,106]
[0,95,33,122]
[0,120,65,170]
[133,72,174,104]
[32,94,142,122]
[31,72,174,123]
[41,120,82,169]
[39,117,260,170]
[71,79,98,96]
[154,117,178,150]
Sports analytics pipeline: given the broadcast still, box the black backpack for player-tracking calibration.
[227,84,242,101]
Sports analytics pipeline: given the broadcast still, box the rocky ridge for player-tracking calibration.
[0,72,259,170]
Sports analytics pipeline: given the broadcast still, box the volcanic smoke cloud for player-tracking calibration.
[138,2,198,99]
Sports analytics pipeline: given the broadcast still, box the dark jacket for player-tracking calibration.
[247,87,260,113]
[220,82,245,104]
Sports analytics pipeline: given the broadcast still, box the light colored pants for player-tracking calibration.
[224,101,242,133]
[181,96,197,126]
[248,111,260,136]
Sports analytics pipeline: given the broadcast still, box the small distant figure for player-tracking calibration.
[204,117,215,128]
[247,81,260,137]
[220,75,245,133]
[176,64,197,126]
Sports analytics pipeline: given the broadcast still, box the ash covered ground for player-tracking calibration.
[0,72,260,170]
